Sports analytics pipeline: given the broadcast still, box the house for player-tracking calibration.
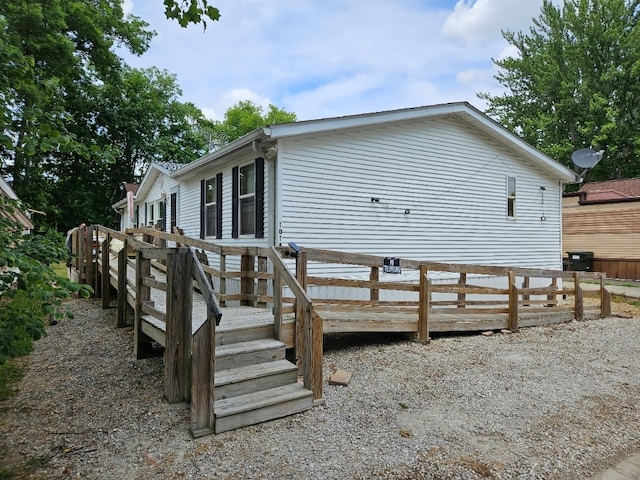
[115,102,577,282]
[0,176,34,233]
[563,178,640,280]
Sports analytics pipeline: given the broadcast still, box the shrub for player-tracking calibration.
[0,196,91,363]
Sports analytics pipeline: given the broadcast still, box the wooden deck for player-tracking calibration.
[69,224,612,438]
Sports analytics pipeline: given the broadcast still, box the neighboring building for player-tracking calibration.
[563,178,640,280]
[115,102,577,277]
[0,176,34,233]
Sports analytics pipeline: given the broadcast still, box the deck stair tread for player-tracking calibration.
[214,383,313,418]
[215,338,285,358]
[215,359,297,387]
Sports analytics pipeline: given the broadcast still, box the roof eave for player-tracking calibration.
[172,129,269,180]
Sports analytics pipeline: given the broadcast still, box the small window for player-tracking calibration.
[158,200,165,230]
[506,176,516,219]
[205,178,217,237]
[239,163,255,235]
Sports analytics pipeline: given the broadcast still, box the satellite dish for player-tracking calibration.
[571,148,604,169]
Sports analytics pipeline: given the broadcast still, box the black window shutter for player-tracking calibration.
[255,157,264,239]
[216,173,223,239]
[199,179,205,239]
[135,205,139,228]
[163,201,168,232]
[170,193,177,231]
[144,203,147,225]
[232,166,239,238]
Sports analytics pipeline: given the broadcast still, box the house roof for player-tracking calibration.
[577,177,640,204]
[0,177,34,231]
[172,101,578,183]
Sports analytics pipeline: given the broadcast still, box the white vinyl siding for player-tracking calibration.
[175,160,271,251]
[277,117,563,272]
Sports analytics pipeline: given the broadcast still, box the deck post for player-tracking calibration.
[508,271,519,332]
[574,271,584,321]
[93,226,101,295]
[117,245,128,327]
[134,250,152,359]
[311,310,323,401]
[547,276,558,307]
[295,250,308,371]
[273,268,283,341]
[190,315,215,438]
[417,265,430,343]
[219,253,226,307]
[77,226,86,281]
[241,253,255,306]
[522,276,530,306]
[258,255,268,308]
[600,274,611,318]
[165,248,194,404]
[101,233,111,308]
[370,266,379,304]
[85,226,96,292]
[457,272,466,308]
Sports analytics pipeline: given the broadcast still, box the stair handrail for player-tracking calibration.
[190,247,223,326]
[268,247,322,400]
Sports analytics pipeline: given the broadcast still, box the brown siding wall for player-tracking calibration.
[563,197,640,259]
[563,197,640,279]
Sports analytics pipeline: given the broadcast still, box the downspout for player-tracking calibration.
[252,139,279,246]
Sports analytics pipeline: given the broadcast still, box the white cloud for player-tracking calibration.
[117,1,555,122]
[442,0,545,46]
[457,68,490,85]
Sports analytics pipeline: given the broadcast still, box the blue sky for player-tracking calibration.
[120,0,553,122]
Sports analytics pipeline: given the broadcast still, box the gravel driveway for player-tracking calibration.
[1,298,640,479]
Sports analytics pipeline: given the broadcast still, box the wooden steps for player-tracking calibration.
[214,383,313,433]
[213,334,313,433]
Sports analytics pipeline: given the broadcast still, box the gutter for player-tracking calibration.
[172,129,269,180]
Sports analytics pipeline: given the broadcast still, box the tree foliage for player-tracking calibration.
[212,100,297,145]
[163,0,220,28]
[480,0,640,182]
[0,0,221,232]
[0,197,91,363]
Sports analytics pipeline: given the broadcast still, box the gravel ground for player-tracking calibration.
[1,298,640,479]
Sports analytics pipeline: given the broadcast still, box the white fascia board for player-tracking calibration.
[265,102,467,139]
[266,101,578,183]
[462,107,579,183]
[0,176,18,200]
[172,129,267,180]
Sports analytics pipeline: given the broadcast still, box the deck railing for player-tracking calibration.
[69,225,611,436]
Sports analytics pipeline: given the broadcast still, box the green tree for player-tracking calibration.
[0,1,221,233]
[0,0,153,226]
[213,100,297,144]
[46,66,217,231]
[479,0,640,181]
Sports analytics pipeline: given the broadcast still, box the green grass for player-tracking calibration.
[51,261,68,278]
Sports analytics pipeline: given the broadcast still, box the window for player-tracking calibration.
[205,178,217,237]
[200,174,222,239]
[158,200,166,231]
[507,176,516,219]
[232,159,264,239]
[239,163,255,235]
